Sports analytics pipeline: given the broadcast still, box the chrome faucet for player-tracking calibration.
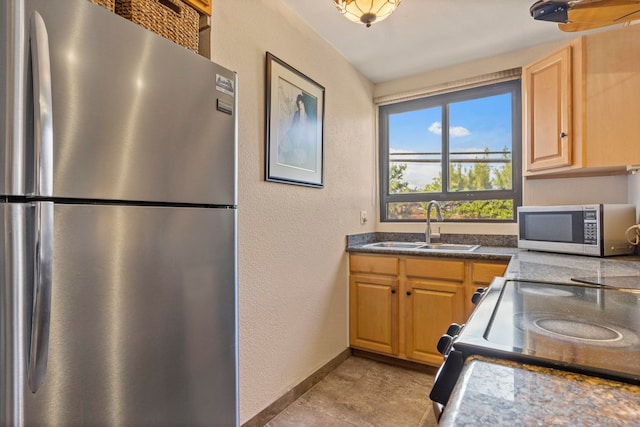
[425,200,443,244]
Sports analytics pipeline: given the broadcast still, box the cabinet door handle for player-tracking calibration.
[391,289,396,294]
[406,291,412,296]
[560,132,568,138]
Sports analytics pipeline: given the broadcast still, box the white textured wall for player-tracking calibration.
[524,175,628,206]
[208,1,376,423]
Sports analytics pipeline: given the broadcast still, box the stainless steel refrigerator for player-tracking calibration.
[0,0,238,425]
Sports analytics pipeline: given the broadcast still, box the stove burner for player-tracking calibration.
[533,317,623,342]
[514,312,640,348]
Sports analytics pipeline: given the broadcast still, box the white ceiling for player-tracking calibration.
[279,0,584,83]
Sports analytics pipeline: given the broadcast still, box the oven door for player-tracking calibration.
[430,350,465,421]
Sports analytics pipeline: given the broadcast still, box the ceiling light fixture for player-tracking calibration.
[333,0,402,27]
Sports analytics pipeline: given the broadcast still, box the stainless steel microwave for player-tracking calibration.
[517,204,637,257]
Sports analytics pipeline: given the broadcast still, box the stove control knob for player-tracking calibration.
[471,287,486,305]
[446,323,462,337]
[436,334,455,356]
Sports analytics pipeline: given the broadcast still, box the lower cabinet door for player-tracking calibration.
[349,274,399,355]
[405,280,465,365]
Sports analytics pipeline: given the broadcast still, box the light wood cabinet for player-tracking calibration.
[348,253,507,366]
[184,0,211,15]
[523,45,574,172]
[404,258,466,365]
[349,273,398,355]
[350,253,399,275]
[349,254,399,355]
[404,280,465,364]
[523,23,640,177]
[583,24,640,170]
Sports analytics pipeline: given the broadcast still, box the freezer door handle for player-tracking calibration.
[28,201,54,393]
[30,12,53,197]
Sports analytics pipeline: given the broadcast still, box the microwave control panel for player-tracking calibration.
[583,209,598,245]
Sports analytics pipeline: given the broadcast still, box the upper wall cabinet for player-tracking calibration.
[183,0,211,15]
[523,24,640,177]
[523,44,574,172]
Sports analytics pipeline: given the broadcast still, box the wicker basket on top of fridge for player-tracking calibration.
[115,0,199,52]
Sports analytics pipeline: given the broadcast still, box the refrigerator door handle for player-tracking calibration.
[29,12,53,198]
[28,201,54,393]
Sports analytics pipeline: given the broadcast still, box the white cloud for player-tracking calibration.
[428,121,470,137]
[450,126,471,137]
[403,163,439,189]
[428,122,442,135]
[390,148,439,189]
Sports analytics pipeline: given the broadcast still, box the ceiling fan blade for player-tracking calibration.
[568,3,640,20]
[558,20,618,30]
[569,0,640,8]
[613,7,640,20]
[558,1,640,31]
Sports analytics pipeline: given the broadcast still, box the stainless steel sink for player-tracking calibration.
[363,242,480,252]
[364,242,427,249]
[420,243,479,252]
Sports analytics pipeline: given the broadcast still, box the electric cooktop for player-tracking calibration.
[455,278,640,384]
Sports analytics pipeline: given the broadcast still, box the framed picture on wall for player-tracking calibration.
[265,52,325,188]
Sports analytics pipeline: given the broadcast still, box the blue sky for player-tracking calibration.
[388,93,513,188]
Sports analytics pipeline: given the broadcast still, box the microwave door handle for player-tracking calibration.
[30,11,53,198]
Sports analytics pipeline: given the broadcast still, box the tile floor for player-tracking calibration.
[265,356,439,427]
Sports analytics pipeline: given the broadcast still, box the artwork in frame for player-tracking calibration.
[265,52,325,188]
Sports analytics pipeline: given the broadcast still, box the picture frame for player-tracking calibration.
[265,52,325,188]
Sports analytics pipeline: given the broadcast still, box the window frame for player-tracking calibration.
[378,79,522,223]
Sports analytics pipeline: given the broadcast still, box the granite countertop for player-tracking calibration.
[505,250,640,284]
[439,356,640,427]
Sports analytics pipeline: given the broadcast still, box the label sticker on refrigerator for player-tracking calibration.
[217,99,233,115]
[216,74,235,97]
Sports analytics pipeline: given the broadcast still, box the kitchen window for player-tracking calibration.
[378,79,522,222]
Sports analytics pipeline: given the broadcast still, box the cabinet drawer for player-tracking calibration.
[472,262,507,284]
[404,258,465,281]
[350,254,399,275]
